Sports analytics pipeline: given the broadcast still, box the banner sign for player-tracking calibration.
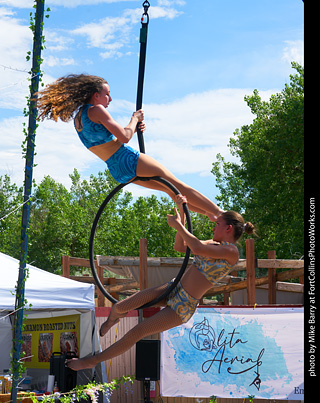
[161,307,303,400]
[21,314,80,368]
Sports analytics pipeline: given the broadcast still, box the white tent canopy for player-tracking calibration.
[0,252,95,311]
[0,252,98,383]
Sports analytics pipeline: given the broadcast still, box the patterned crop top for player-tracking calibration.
[75,104,116,149]
[193,241,237,285]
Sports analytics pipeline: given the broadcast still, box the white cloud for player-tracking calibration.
[140,88,260,176]
[72,15,132,48]
[0,7,65,109]
[44,55,76,67]
[0,116,95,188]
[70,12,136,60]
[70,2,183,58]
[0,8,32,108]
[0,116,28,184]
[0,3,281,193]
[0,0,137,8]
[282,40,304,65]
[44,30,75,52]
[0,0,185,10]
[0,0,300,202]
[149,5,183,20]
[0,1,33,8]
[0,11,31,68]
[34,120,97,185]
[158,0,186,6]
[1,87,276,192]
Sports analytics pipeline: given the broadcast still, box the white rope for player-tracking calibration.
[0,196,37,222]
[0,64,41,91]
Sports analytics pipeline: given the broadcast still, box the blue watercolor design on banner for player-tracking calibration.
[165,308,292,398]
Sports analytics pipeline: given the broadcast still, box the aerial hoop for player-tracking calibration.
[89,176,193,309]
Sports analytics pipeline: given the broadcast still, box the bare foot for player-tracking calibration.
[100,317,120,337]
[66,356,97,371]
[99,305,127,337]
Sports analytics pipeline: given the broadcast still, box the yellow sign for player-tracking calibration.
[21,315,80,368]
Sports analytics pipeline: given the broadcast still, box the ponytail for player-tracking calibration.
[221,211,255,241]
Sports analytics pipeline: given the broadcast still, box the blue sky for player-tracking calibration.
[0,0,304,203]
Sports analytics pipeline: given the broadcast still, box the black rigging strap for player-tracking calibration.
[136,1,150,154]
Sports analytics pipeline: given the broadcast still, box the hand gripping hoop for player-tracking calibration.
[89,176,193,309]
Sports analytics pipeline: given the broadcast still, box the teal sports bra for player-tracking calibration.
[193,241,236,284]
[75,104,116,149]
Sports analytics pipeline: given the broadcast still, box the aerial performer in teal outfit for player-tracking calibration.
[63,195,254,370]
[36,74,223,220]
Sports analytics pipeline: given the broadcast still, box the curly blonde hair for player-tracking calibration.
[36,74,108,122]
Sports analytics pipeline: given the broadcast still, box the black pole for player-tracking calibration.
[136,1,150,153]
[11,2,45,402]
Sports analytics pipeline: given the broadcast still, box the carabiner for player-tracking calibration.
[141,1,150,25]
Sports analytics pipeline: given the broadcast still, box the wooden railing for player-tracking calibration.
[61,239,304,307]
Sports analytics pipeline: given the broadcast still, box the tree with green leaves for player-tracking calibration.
[212,62,304,259]
[27,169,126,272]
[25,169,212,272]
[2,169,214,273]
[0,175,23,258]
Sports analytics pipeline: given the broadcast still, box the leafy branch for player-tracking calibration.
[29,377,135,403]
[22,2,50,161]
[209,394,255,402]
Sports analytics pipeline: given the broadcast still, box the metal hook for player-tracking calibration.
[141,1,150,25]
[143,1,151,11]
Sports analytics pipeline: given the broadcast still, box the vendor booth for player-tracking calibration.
[0,252,103,393]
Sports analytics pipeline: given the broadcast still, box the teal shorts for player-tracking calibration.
[106,144,140,183]
[167,280,199,323]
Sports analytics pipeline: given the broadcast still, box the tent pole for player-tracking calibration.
[11,2,45,402]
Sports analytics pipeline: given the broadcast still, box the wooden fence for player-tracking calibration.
[62,239,304,307]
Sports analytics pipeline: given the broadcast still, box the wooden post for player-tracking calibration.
[139,238,148,290]
[108,278,119,301]
[299,274,304,284]
[227,269,237,305]
[268,250,277,304]
[223,290,230,305]
[223,277,232,305]
[97,264,106,306]
[62,255,70,278]
[246,239,256,305]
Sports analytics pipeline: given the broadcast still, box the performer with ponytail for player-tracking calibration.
[66,194,255,371]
